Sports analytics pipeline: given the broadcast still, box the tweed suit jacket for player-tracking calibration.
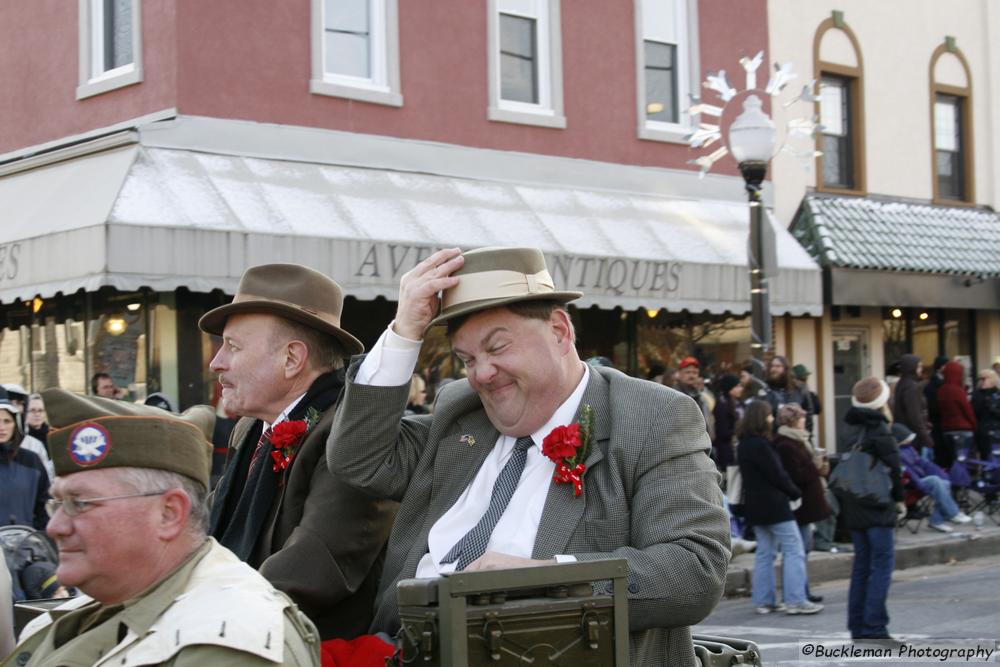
[328,362,730,667]
[209,405,397,639]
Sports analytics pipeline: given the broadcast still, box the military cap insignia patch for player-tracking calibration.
[68,423,111,466]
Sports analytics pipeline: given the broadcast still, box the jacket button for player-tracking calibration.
[16,653,30,666]
[628,582,639,594]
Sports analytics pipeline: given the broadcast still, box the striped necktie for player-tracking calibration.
[440,435,533,571]
[245,426,273,482]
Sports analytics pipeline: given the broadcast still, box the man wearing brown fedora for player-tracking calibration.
[328,247,729,666]
[199,263,396,641]
[3,389,319,666]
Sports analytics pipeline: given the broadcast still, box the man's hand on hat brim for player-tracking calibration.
[392,247,463,340]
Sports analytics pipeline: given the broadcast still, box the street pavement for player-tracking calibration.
[697,556,1000,666]
[724,520,1000,597]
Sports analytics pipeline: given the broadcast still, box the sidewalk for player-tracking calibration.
[724,521,1000,597]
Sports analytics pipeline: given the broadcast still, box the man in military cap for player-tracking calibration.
[328,247,729,666]
[200,263,396,640]
[2,389,319,666]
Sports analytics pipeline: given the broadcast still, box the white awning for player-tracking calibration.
[0,143,822,316]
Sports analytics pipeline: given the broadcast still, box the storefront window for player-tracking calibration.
[0,325,30,389]
[943,309,972,362]
[30,317,87,393]
[882,308,908,373]
[636,309,752,381]
[87,291,148,401]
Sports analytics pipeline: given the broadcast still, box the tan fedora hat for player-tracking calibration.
[199,264,364,355]
[429,247,581,327]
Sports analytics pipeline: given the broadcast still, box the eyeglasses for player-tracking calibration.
[45,491,167,518]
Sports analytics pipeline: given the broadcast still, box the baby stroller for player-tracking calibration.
[0,524,61,601]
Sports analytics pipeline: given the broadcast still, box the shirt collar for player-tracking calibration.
[528,363,590,447]
[118,538,213,636]
[263,393,307,432]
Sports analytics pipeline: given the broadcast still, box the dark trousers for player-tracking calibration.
[848,526,894,638]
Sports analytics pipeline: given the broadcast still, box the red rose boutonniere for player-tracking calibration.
[270,407,322,475]
[541,404,595,497]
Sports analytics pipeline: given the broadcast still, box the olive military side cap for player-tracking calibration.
[41,389,214,488]
[429,247,582,327]
[198,263,364,355]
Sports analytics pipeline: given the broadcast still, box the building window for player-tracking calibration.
[76,0,143,100]
[488,0,565,128]
[635,0,697,142]
[819,75,855,190]
[934,94,965,200]
[500,13,538,103]
[929,41,974,204]
[310,0,403,107]
[813,13,866,193]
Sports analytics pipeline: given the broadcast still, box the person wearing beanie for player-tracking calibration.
[972,369,1000,461]
[712,374,743,471]
[3,389,320,666]
[891,354,933,456]
[935,361,976,470]
[891,423,971,533]
[837,377,905,640]
[774,402,832,604]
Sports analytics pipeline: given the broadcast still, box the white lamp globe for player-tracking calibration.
[728,95,777,164]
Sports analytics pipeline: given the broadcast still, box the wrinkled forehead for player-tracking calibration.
[51,468,126,497]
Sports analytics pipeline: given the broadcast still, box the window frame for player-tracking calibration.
[76,0,143,100]
[929,42,974,205]
[633,0,699,144]
[487,0,566,129]
[310,0,403,107]
[818,74,856,190]
[812,16,866,195]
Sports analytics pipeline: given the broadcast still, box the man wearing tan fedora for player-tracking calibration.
[328,247,729,666]
[199,263,396,641]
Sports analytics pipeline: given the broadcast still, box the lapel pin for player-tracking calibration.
[459,434,476,447]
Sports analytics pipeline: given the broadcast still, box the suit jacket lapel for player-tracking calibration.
[532,369,610,559]
[428,412,499,528]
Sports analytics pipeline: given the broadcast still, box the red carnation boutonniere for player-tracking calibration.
[270,407,322,475]
[541,404,595,497]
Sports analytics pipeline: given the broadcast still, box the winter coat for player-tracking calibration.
[774,431,832,525]
[737,433,801,527]
[837,407,904,530]
[937,361,976,432]
[971,386,1000,457]
[891,354,932,450]
[712,395,741,470]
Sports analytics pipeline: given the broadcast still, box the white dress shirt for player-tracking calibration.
[357,326,588,577]
[264,393,306,433]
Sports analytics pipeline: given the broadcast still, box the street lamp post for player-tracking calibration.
[686,55,817,383]
[728,95,778,374]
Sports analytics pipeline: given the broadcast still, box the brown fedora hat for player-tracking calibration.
[429,247,581,327]
[199,264,363,355]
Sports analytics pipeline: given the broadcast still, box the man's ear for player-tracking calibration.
[549,309,574,350]
[157,489,191,541]
[283,340,310,379]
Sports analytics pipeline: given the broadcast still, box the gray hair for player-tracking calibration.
[113,467,209,536]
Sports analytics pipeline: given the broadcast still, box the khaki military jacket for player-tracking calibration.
[4,539,319,667]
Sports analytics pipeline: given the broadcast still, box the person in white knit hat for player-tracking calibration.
[837,376,904,641]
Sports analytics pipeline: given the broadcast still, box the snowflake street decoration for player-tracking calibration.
[686,51,823,177]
